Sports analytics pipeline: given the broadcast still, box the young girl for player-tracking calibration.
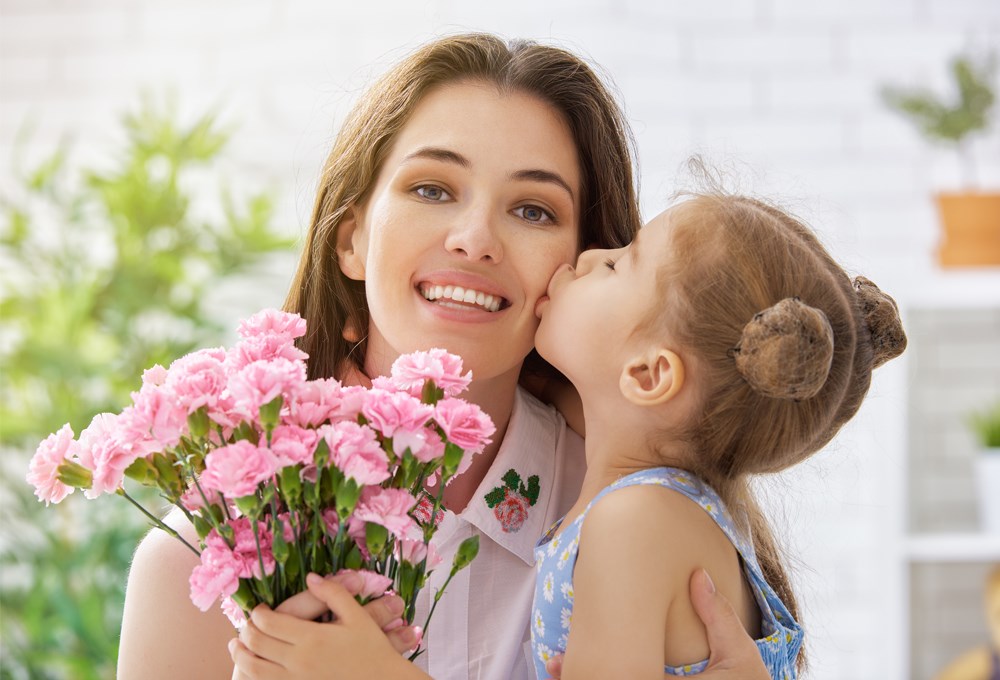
[527,191,906,679]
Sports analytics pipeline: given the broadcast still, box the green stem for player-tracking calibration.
[120,489,200,557]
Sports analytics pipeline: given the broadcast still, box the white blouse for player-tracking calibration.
[412,388,585,680]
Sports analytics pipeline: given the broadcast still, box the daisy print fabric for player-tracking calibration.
[529,467,803,679]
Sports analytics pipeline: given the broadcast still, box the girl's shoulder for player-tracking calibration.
[583,470,720,545]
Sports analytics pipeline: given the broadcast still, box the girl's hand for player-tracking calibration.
[544,569,771,680]
[230,573,424,679]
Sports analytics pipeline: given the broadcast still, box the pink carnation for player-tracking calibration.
[351,486,420,540]
[227,334,309,372]
[397,538,443,570]
[434,398,495,456]
[119,383,187,456]
[226,517,276,579]
[361,389,434,456]
[166,348,229,414]
[26,424,77,505]
[238,309,307,341]
[287,378,349,427]
[76,412,141,498]
[179,484,223,512]
[189,519,277,612]
[335,569,393,600]
[269,424,320,467]
[189,557,239,612]
[321,422,390,486]
[141,364,169,387]
[221,597,247,628]
[333,385,369,419]
[200,440,276,498]
[227,358,307,422]
[411,428,445,463]
[200,518,276,581]
[390,349,472,397]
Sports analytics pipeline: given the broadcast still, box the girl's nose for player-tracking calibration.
[444,206,503,263]
[575,247,610,274]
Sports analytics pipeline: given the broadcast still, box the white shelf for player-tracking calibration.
[904,533,1000,562]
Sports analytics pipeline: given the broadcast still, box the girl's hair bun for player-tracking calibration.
[732,297,835,400]
[853,276,906,368]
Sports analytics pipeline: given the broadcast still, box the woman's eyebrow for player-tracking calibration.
[510,169,575,202]
[402,147,471,167]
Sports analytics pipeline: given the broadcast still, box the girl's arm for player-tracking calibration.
[558,486,675,680]
[118,511,236,679]
[231,574,428,680]
[546,569,771,680]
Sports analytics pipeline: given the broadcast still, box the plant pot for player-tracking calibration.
[935,192,1000,267]
[975,451,1000,533]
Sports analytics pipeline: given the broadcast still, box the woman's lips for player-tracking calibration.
[418,283,505,312]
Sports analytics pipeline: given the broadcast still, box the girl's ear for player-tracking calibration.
[619,348,685,406]
[336,206,366,281]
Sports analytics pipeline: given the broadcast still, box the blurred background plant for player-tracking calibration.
[0,96,294,679]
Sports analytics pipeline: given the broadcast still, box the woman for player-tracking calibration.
[118,33,768,680]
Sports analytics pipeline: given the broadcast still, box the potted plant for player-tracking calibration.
[968,400,1000,533]
[881,53,999,267]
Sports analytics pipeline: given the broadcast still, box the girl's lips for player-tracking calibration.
[545,263,575,297]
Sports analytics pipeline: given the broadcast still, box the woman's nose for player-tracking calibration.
[443,206,503,263]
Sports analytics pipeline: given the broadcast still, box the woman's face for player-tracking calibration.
[339,81,581,383]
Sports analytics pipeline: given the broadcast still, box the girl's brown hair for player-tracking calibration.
[656,192,906,671]
[285,33,641,380]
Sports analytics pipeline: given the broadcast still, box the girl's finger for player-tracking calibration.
[304,572,367,625]
[272,588,326,620]
[239,618,293,664]
[229,638,285,680]
[363,592,406,631]
[385,624,423,655]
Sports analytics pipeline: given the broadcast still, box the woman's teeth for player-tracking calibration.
[421,284,503,312]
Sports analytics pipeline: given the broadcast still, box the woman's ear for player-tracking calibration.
[336,206,366,281]
[619,348,685,406]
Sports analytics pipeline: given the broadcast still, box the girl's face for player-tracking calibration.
[535,209,674,388]
[340,81,581,382]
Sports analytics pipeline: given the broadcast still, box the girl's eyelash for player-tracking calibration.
[604,258,617,271]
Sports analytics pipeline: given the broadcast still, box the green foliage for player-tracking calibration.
[969,401,1000,449]
[0,96,295,679]
[880,54,997,145]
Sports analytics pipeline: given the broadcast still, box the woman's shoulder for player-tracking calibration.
[117,509,236,679]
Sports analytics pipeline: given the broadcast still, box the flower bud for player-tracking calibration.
[56,460,93,489]
[452,535,479,571]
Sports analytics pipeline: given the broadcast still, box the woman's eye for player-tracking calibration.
[415,185,451,201]
[513,204,555,224]
[604,258,617,271]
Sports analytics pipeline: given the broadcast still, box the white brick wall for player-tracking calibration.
[3,1,1000,678]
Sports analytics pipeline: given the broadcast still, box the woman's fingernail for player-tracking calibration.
[306,572,322,586]
[701,568,716,594]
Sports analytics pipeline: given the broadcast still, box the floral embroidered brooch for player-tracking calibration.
[484,468,540,533]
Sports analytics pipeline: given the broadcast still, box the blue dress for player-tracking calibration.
[529,467,803,679]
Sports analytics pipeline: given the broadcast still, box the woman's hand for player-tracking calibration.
[544,569,771,680]
[230,573,427,679]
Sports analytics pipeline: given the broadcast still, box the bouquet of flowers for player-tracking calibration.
[26,309,492,651]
